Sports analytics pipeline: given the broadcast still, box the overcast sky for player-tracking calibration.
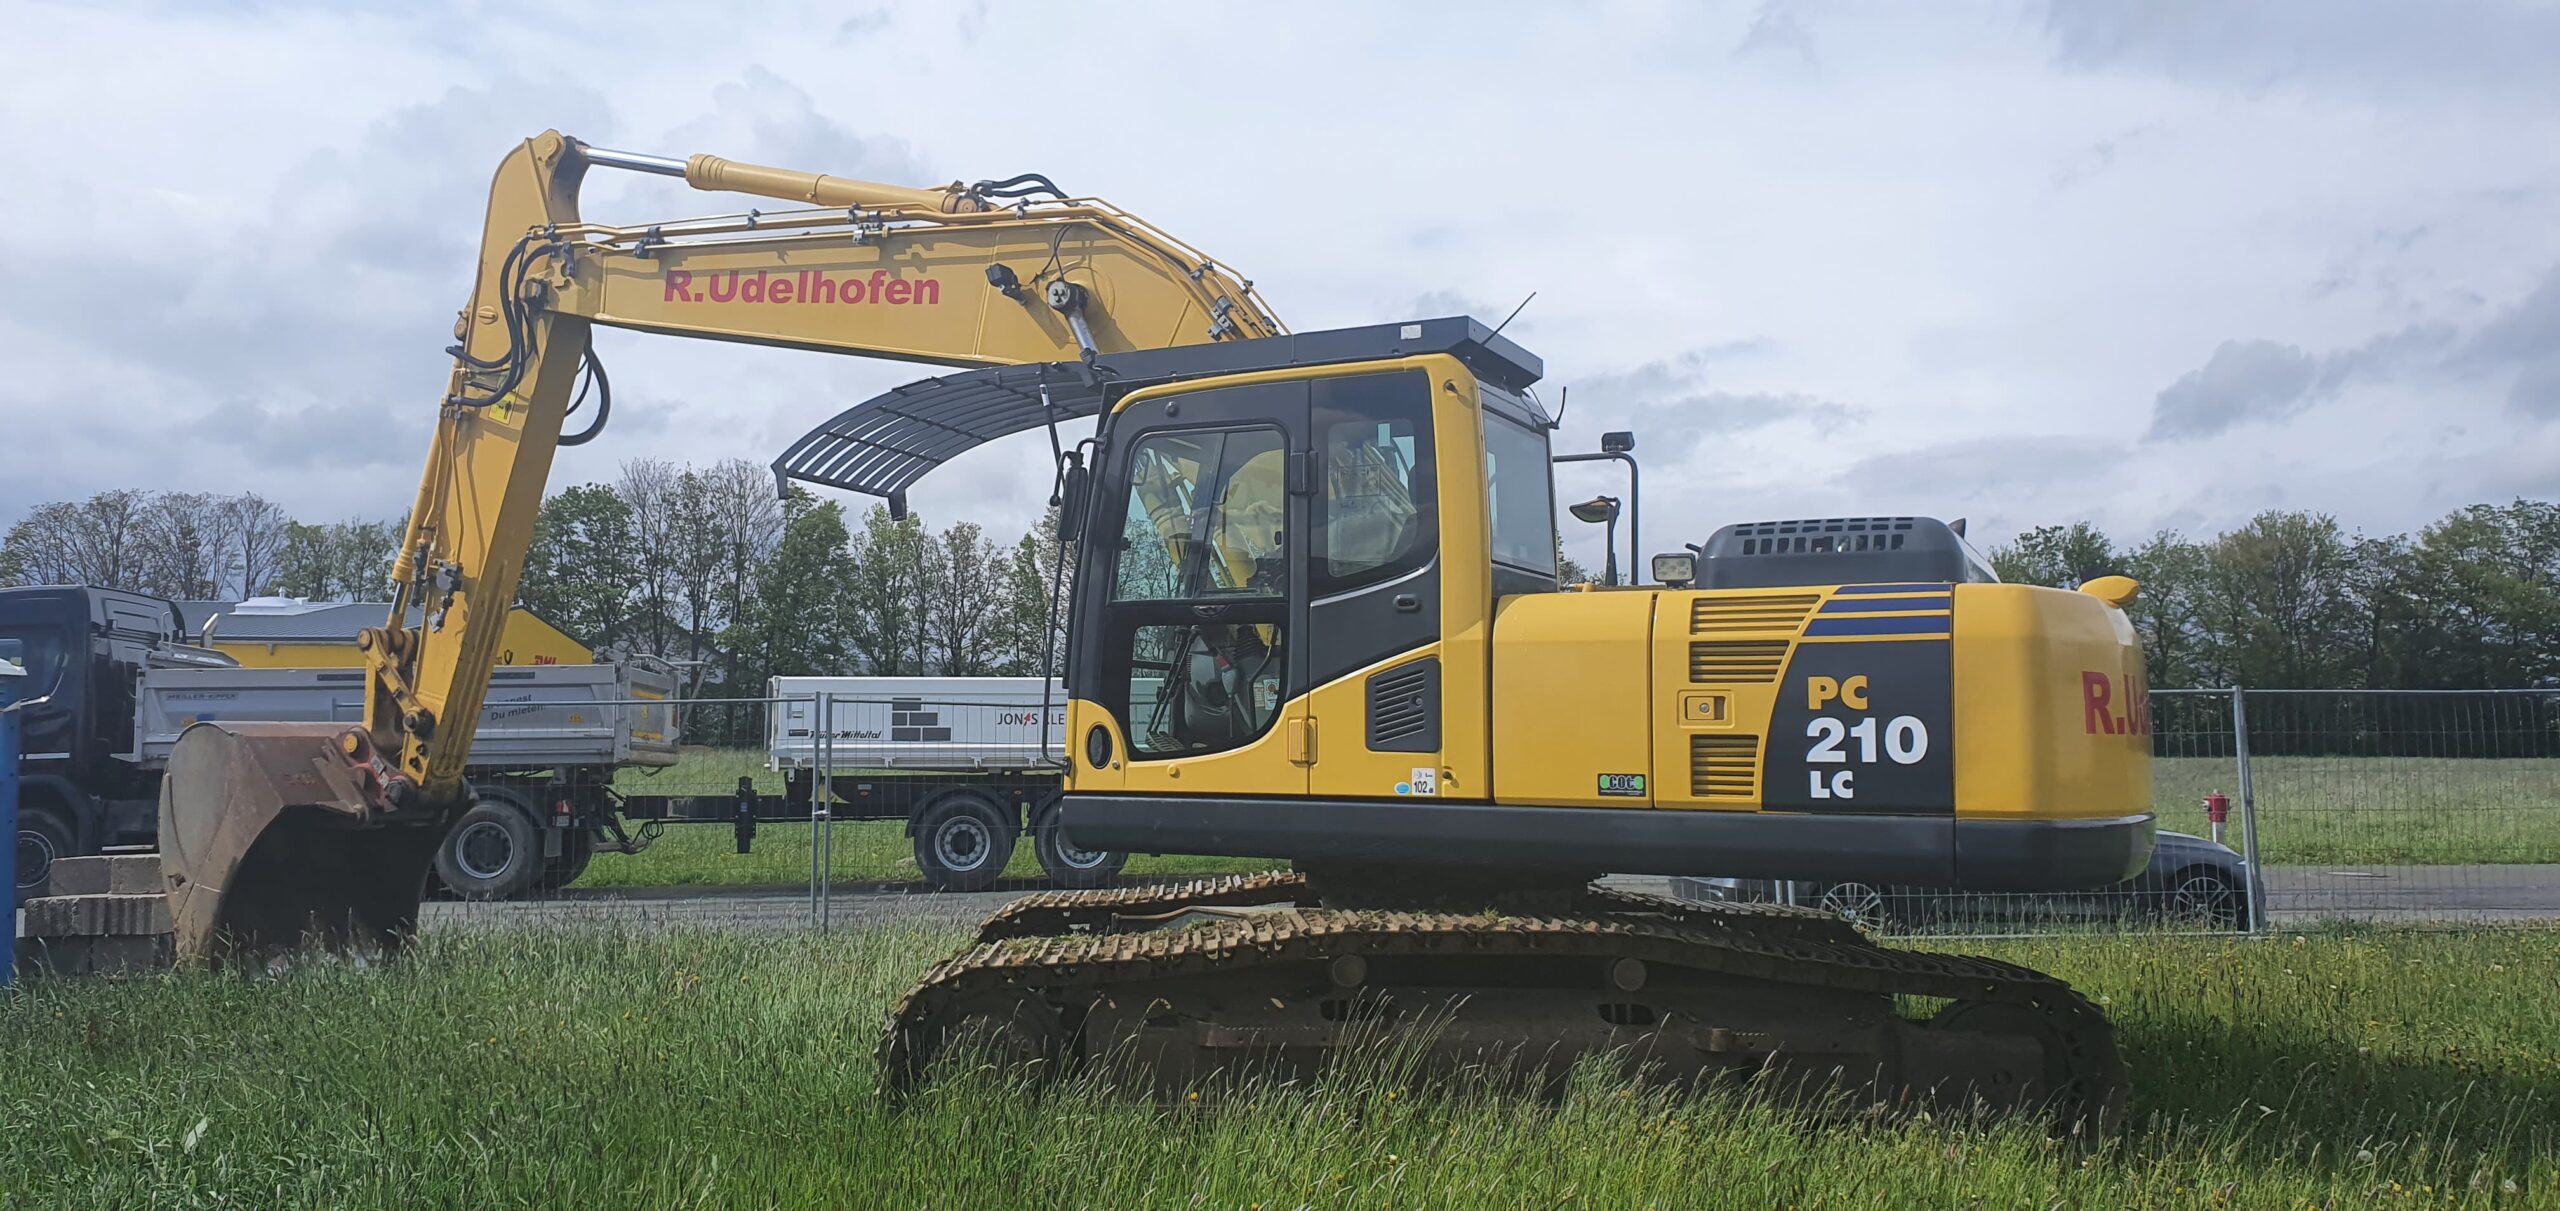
[5,0,2557,569]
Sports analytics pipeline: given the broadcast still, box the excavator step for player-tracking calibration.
[886,894,2127,1136]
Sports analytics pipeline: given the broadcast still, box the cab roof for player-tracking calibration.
[772,316,1543,503]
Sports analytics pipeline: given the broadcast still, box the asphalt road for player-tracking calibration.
[419,866,2560,934]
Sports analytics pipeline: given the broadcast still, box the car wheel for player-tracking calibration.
[433,799,543,902]
[1814,880,1895,929]
[2165,866,2242,928]
[15,804,78,903]
[914,793,1016,893]
[1033,809,1124,890]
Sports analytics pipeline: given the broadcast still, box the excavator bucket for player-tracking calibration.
[158,721,441,964]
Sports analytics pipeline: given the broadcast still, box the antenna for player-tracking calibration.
[1546,385,1570,431]
[1488,290,1537,339]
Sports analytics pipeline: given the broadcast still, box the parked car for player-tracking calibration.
[1672,830,2257,931]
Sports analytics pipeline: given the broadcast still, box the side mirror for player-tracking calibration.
[1056,463,1091,543]
[1649,552,1696,589]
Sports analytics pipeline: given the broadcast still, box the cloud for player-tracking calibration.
[2460,263,2560,417]
[1558,349,1857,459]
[2041,0,2560,96]
[2145,339,2321,440]
[659,68,925,183]
[2146,324,2458,441]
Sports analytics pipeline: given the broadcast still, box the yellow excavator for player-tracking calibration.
[160,131,2156,1133]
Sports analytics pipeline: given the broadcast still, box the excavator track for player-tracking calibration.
[887,880,2128,1136]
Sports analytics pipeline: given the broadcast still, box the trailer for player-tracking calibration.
[765,676,1123,890]
[2,584,679,904]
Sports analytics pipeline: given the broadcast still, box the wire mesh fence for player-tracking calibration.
[422,680,2560,937]
[1676,687,2560,937]
[2223,688,2560,926]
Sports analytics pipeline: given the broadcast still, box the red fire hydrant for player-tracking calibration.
[2203,791,2231,846]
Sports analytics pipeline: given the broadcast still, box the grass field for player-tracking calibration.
[2153,757,2560,865]
[587,751,2560,892]
[3,925,2555,1208]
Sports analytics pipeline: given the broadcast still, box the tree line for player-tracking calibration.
[1986,501,2560,692]
[10,473,2554,708]
[1,460,1071,747]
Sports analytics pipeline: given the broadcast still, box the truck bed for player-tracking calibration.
[135,663,680,770]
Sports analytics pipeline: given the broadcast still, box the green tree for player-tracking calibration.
[2386,500,2560,688]
[518,484,640,650]
[725,489,857,687]
[2198,510,2364,688]
[2111,531,2208,689]
[1991,522,2118,589]
[844,504,927,675]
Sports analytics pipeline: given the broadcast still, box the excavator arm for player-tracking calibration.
[158,130,1282,960]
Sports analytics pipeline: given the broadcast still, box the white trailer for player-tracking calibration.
[765,675,1118,891]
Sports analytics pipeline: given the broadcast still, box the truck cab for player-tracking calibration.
[0,585,197,895]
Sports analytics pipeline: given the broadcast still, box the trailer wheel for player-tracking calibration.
[913,793,1015,893]
[434,797,543,902]
[1033,810,1124,890]
[14,803,78,904]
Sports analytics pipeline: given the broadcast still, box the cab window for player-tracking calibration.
[1313,371,1436,597]
[1105,425,1289,758]
[1483,415,1556,574]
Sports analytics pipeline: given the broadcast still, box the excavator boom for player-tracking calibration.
[161,130,1280,959]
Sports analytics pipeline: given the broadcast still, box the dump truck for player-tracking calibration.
[1,584,677,902]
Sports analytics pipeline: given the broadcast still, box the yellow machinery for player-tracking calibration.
[161,131,2154,1132]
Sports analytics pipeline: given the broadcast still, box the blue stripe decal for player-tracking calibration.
[1818,595,1952,614]
[1804,615,1953,638]
[1834,582,1953,595]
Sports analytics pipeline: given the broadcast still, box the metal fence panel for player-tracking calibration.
[2236,688,2560,926]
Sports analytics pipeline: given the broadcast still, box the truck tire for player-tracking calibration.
[913,792,1015,893]
[1033,809,1124,890]
[14,803,78,904]
[434,798,543,902]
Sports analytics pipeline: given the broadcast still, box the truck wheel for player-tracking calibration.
[434,800,542,902]
[914,793,1015,893]
[14,804,78,903]
[1033,811,1124,890]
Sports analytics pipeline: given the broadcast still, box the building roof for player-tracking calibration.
[186,599,573,645]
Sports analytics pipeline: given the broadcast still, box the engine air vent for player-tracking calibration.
[1729,516,1918,556]
[1691,734,1758,799]
[1365,657,1440,752]
[1689,594,1819,634]
[1689,640,1789,684]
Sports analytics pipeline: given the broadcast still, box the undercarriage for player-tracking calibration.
[879,871,2129,1136]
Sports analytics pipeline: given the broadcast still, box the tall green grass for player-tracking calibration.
[4,926,2555,1208]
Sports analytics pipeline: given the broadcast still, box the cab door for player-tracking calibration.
[1300,369,1448,802]
[1075,377,1312,797]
